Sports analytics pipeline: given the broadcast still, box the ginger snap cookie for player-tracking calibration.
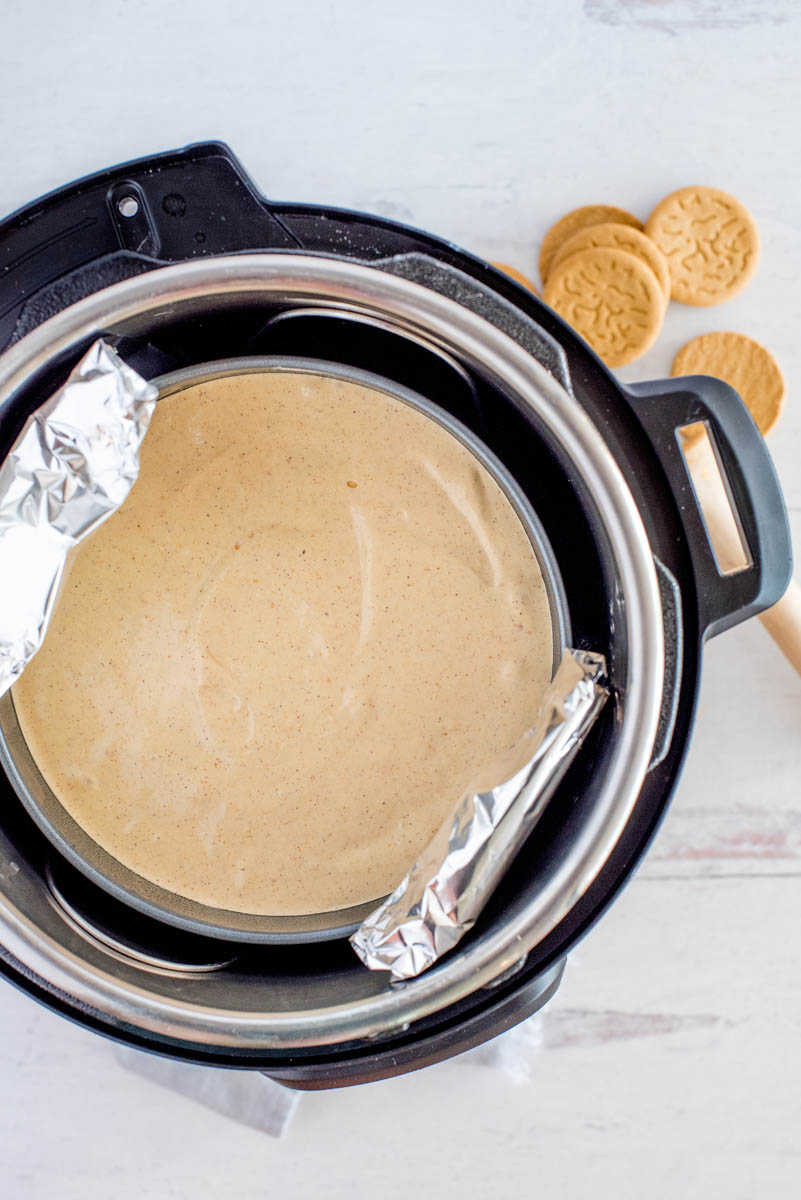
[550,222,671,302]
[492,262,539,294]
[672,332,784,444]
[646,187,759,306]
[539,205,643,284]
[544,247,664,367]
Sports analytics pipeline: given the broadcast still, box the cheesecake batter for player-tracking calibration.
[12,370,554,915]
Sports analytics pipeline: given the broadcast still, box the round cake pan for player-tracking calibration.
[0,356,569,944]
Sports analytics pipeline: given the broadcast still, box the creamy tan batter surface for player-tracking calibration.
[12,370,554,915]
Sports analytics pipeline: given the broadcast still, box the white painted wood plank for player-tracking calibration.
[1,875,799,1199]
[0,0,800,1196]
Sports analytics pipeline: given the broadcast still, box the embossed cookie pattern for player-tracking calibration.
[645,187,759,306]
[551,222,671,302]
[543,247,664,367]
[538,204,643,284]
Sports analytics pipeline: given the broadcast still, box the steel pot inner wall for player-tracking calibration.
[0,254,664,1052]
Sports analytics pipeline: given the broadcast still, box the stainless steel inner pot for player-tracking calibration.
[0,354,570,943]
[0,254,664,1054]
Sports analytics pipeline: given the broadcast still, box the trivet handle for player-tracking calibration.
[626,375,791,640]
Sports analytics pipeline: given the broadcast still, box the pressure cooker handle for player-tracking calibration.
[626,375,791,640]
[0,141,301,354]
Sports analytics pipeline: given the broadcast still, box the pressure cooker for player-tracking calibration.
[0,142,790,1088]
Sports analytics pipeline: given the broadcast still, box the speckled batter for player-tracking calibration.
[12,371,553,915]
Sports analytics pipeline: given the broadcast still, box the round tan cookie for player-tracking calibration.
[646,186,759,306]
[551,222,671,302]
[492,262,539,295]
[672,332,784,445]
[539,205,643,284]
[544,247,664,368]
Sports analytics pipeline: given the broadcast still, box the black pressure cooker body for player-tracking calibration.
[0,143,790,1087]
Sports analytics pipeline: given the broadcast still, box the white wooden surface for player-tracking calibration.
[1,2,800,1195]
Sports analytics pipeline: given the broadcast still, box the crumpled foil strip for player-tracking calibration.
[0,340,157,698]
[351,648,608,981]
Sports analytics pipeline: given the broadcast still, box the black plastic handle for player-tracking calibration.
[0,142,301,353]
[626,375,791,640]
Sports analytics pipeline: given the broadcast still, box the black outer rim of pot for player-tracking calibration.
[0,141,786,1080]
